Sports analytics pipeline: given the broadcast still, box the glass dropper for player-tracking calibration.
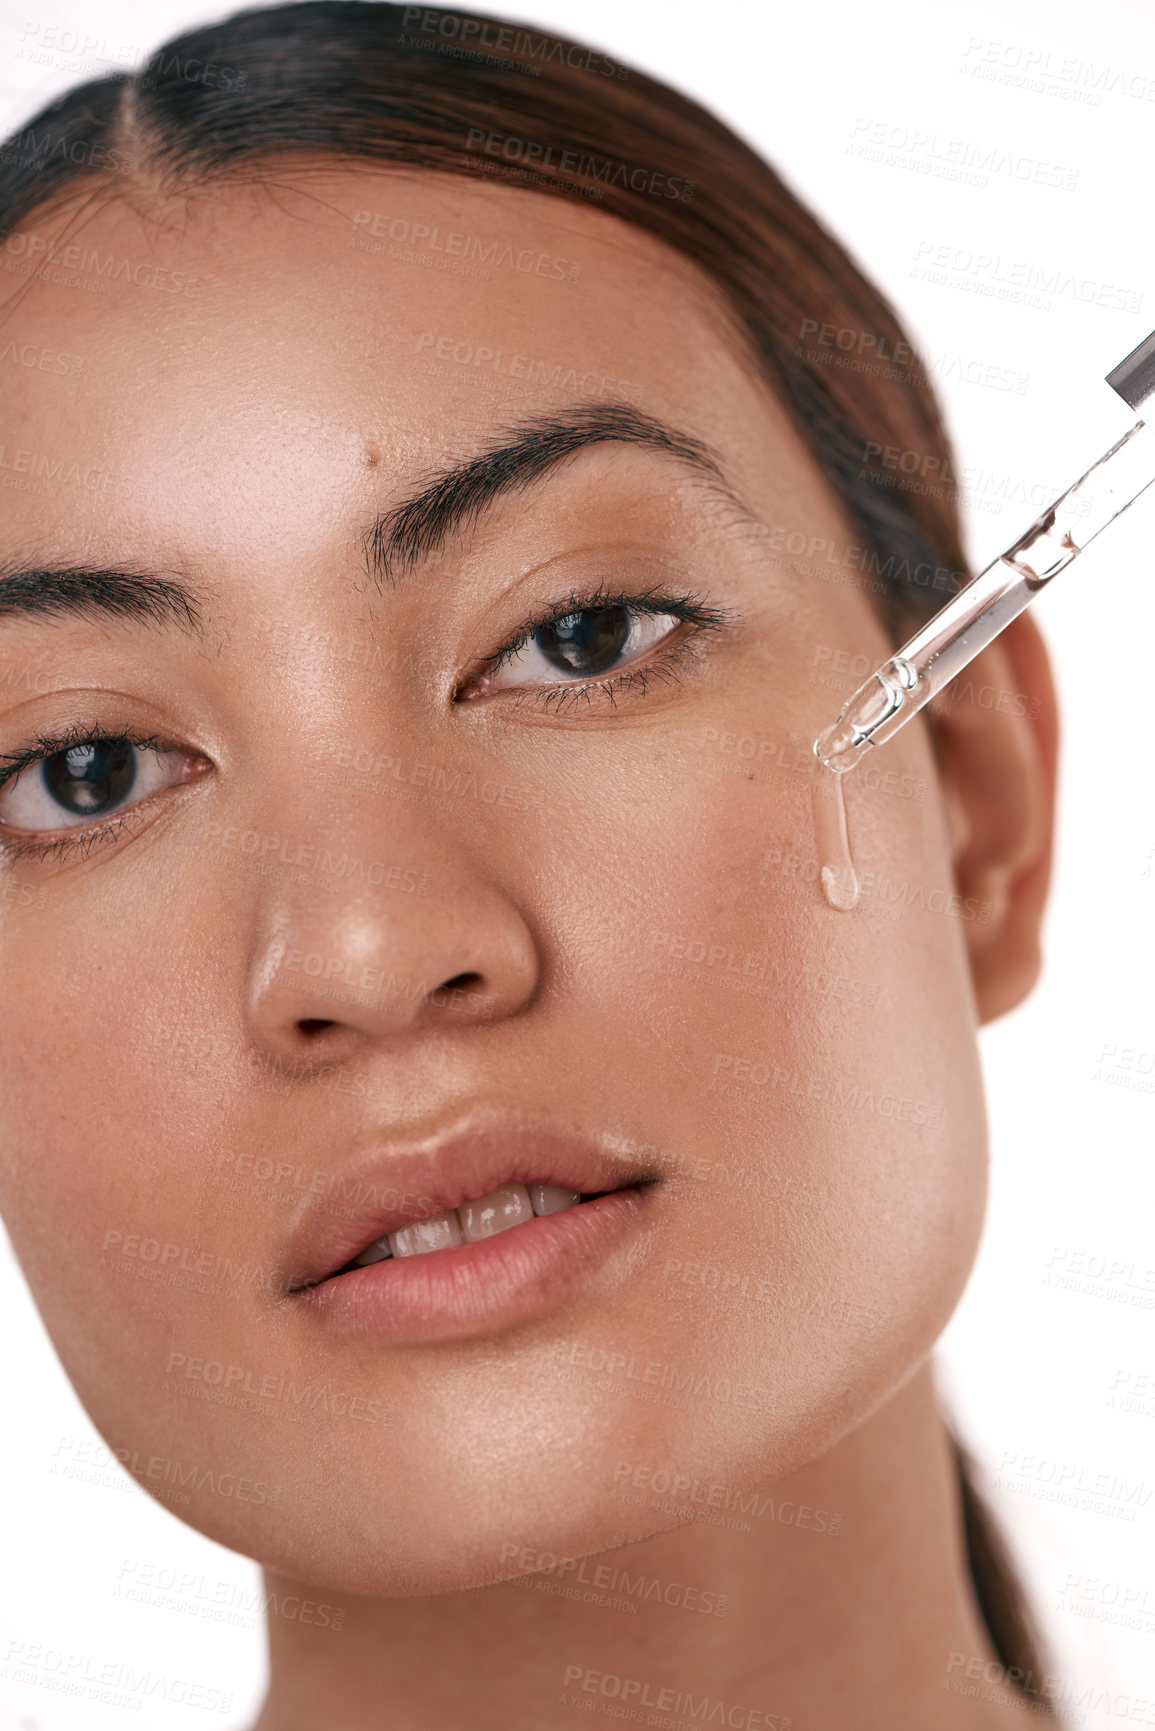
[814,329,1155,773]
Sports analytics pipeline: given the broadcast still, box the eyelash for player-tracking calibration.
[0,723,171,867]
[467,583,734,713]
[0,586,735,866]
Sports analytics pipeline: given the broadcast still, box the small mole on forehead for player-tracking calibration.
[363,445,382,468]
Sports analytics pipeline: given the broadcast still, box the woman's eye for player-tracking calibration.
[485,605,683,690]
[0,739,188,834]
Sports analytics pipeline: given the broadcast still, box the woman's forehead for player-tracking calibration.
[0,164,818,573]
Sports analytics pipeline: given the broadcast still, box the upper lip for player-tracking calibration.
[284,1117,662,1292]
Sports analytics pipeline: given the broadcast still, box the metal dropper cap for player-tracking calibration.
[1106,329,1155,420]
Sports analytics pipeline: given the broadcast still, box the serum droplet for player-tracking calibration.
[810,765,859,911]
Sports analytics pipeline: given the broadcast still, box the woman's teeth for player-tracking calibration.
[349,1182,584,1265]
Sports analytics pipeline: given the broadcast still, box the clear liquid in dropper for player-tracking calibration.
[810,764,859,911]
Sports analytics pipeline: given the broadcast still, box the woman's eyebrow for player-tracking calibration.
[0,566,204,634]
[366,399,757,584]
[0,405,752,626]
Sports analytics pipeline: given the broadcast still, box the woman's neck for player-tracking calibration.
[252,1363,1046,1731]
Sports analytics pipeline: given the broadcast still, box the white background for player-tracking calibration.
[1,0,1153,1724]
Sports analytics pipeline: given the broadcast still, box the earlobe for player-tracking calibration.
[929,614,1059,1023]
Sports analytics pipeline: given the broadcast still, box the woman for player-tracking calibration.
[0,3,1060,1725]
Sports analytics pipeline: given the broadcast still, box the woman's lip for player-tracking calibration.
[283,1124,663,1292]
[295,1186,654,1344]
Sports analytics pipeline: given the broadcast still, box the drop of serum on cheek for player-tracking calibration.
[810,764,860,911]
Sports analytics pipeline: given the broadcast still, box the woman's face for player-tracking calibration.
[0,164,997,1594]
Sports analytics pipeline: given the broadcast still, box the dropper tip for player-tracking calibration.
[813,721,867,773]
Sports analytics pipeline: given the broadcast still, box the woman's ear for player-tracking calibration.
[930,613,1059,1024]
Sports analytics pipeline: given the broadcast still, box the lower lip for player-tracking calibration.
[296,1186,654,1344]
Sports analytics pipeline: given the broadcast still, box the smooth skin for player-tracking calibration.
[0,163,1056,1729]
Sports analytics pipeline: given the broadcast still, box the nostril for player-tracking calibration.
[440,972,482,992]
[298,1018,337,1036]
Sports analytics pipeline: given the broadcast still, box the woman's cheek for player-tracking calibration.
[548,709,988,1457]
[0,860,241,1375]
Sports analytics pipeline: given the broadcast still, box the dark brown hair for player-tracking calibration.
[0,0,1052,1702]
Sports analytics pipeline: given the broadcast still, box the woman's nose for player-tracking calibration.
[242,822,541,1062]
